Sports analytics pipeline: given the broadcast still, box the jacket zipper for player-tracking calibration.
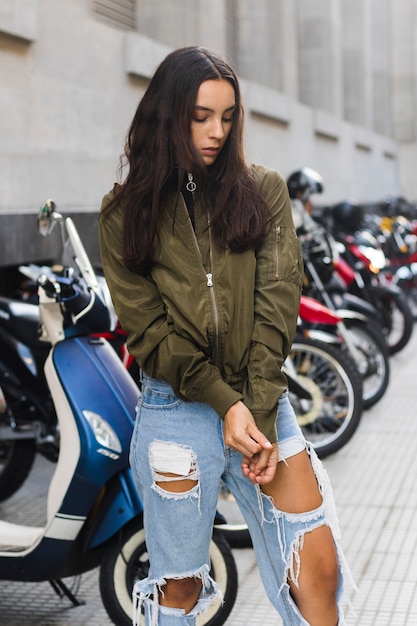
[274,224,282,279]
[207,216,221,366]
[181,200,221,367]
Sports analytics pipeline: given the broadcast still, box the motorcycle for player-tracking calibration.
[328,201,414,355]
[286,168,391,409]
[299,228,390,409]
[288,295,363,458]
[0,201,238,626]
[376,210,417,321]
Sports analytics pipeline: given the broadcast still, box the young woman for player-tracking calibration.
[99,46,352,626]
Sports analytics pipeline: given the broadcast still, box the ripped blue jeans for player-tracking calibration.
[130,375,352,626]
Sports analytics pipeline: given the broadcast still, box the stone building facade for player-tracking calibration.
[0,0,416,270]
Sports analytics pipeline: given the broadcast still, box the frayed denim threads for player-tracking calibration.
[129,376,354,625]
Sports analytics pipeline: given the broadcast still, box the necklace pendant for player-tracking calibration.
[186,172,197,192]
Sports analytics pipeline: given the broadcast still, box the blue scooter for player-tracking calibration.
[0,201,238,626]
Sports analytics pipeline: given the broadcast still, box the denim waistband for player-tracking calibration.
[140,373,175,393]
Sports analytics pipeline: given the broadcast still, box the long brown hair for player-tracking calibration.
[101,46,269,275]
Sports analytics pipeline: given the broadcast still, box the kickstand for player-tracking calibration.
[49,578,85,607]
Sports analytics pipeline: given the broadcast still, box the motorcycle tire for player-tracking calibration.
[99,517,238,626]
[342,319,390,408]
[289,337,363,458]
[0,439,36,502]
[396,276,417,321]
[370,286,414,355]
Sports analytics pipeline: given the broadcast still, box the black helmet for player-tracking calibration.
[286,167,324,200]
[331,201,364,233]
[379,195,411,218]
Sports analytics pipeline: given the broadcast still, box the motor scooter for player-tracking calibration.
[0,265,138,503]
[0,201,238,626]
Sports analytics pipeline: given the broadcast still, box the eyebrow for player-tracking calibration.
[193,105,236,113]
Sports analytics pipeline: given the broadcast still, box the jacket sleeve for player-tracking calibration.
[243,167,304,443]
[98,195,243,418]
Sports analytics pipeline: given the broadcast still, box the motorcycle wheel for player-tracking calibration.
[289,337,363,458]
[0,439,36,502]
[343,319,390,408]
[99,518,238,626]
[396,275,417,321]
[371,287,414,355]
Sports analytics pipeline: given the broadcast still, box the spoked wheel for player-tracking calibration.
[396,275,417,321]
[99,517,238,626]
[372,287,414,355]
[343,319,390,408]
[288,337,363,458]
[0,439,37,501]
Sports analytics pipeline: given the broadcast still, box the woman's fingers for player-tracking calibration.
[242,444,279,485]
[224,401,272,456]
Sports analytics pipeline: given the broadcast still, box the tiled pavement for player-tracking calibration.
[1,326,417,625]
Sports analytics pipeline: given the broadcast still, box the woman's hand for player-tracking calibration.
[241,443,279,485]
[223,401,278,484]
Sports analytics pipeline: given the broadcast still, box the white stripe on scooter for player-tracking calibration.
[45,514,86,540]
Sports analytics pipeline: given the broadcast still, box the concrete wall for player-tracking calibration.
[0,0,414,270]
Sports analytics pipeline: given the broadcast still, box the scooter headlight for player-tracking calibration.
[83,410,122,453]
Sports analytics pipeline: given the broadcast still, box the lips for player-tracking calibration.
[202,147,220,156]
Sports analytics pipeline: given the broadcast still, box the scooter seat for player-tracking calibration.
[0,520,44,551]
[0,297,43,348]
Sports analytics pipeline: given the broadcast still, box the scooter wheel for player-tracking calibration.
[99,517,238,626]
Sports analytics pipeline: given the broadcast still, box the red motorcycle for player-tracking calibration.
[328,203,414,355]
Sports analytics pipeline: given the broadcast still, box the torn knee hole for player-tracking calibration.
[156,472,198,493]
[161,576,203,604]
[149,440,199,495]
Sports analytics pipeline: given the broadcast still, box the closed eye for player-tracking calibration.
[192,115,234,125]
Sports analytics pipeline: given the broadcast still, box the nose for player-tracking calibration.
[209,116,225,140]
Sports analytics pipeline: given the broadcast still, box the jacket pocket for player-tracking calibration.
[269,224,303,286]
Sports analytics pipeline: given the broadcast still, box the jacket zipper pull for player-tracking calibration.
[276,224,281,241]
[186,172,197,192]
[206,273,213,287]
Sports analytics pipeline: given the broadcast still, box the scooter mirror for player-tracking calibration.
[38,199,61,236]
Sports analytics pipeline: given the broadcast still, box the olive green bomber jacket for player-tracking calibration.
[99,164,303,443]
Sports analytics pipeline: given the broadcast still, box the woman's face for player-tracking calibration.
[190,79,236,166]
